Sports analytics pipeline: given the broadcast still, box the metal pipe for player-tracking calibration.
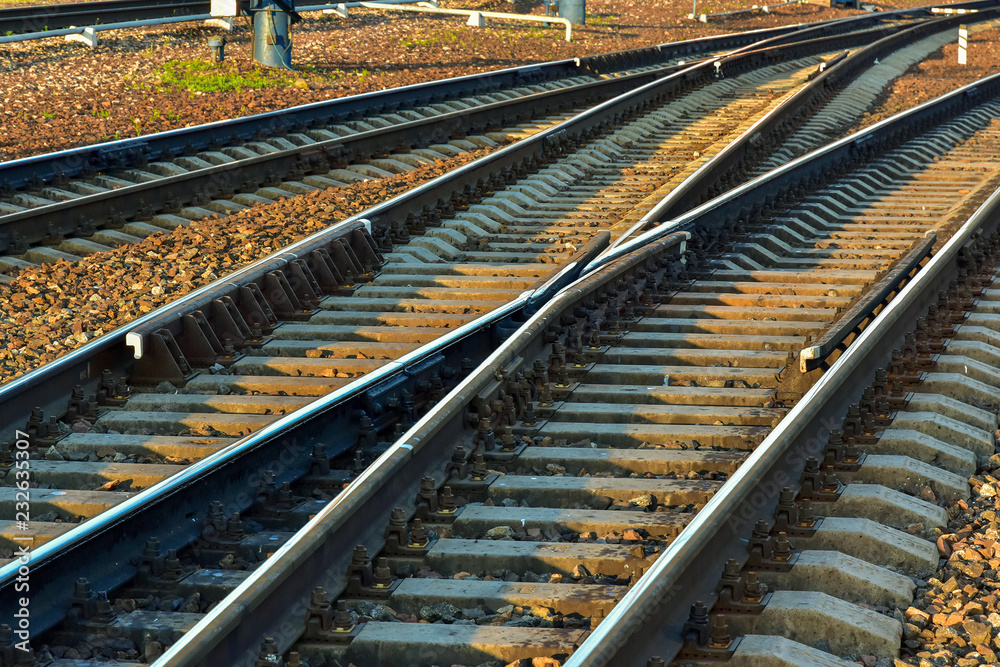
[0,13,212,44]
[251,0,293,68]
[0,0,437,44]
[351,1,574,41]
[695,0,803,22]
[207,34,225,60]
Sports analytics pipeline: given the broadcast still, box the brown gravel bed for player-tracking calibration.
[848,25,1000,134]
[0,146,495,385]
[3,14,998,382]
[897,460,1000,667]
[0,0,868,161]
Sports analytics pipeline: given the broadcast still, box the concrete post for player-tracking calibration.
[958,24,967,65]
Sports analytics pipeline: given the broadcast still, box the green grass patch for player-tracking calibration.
[585,13,619,25]
[155,58,297,93]
[399,28,465,48]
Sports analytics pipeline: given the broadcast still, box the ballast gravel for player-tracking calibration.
[0,146,494,385]
[0,0,863,161]
[896,459,1000,667]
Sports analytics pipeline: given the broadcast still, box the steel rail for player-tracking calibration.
[0,11,214,43]
[0,21,734,623]
[0,173,614,638]
[0,18,927,439]
[0,0,207,34]
[159,128,996,663]
[0,19,932,257]
[0,28,753,188]
[721,0,995,54]
[0,0,424,41]
[0,18,893,644]
[604,9,1000,254]
[145,35,1000,667]
[0,61,691,253]
[152,219,690,666]
[0,291,532,636]
[585,63,1000,278]
[799,233,935,372]
[352,2,574,42]
[0,11,983,653]
[0,0,971,192]
[0,48,691,436]
[567,68,1000,667]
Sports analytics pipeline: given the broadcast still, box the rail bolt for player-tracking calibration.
[163,549,183,580]
[257,637,281,663]
[439,486,457,514]
[334,600,354,631]
[373,558,394,588]
[409,518,429,547]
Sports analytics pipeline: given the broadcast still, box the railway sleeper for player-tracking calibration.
[678,237,1000,666]
[291,109,1000,667]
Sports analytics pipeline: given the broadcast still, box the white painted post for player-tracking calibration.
[211,0,238,16]
[958,24,968,65]
[65,26,97,48]
[204,17,235,30]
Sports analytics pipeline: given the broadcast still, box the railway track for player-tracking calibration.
[567,83,1000,666]
[0,21,897,658]
[3,50,831,562]
[7,16,971,557]
[4,8,1000,667]
[9,54,1000,667]
[0,0,208,34]
[753,16,1000,177]
[4,19,948,383]
[0,10,986,278]
[243,97,1000,667]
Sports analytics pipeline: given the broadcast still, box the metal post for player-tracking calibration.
[958,24,968,65]
[558,0,584,25]
[251,0,294,69]
[208,35,226,61]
